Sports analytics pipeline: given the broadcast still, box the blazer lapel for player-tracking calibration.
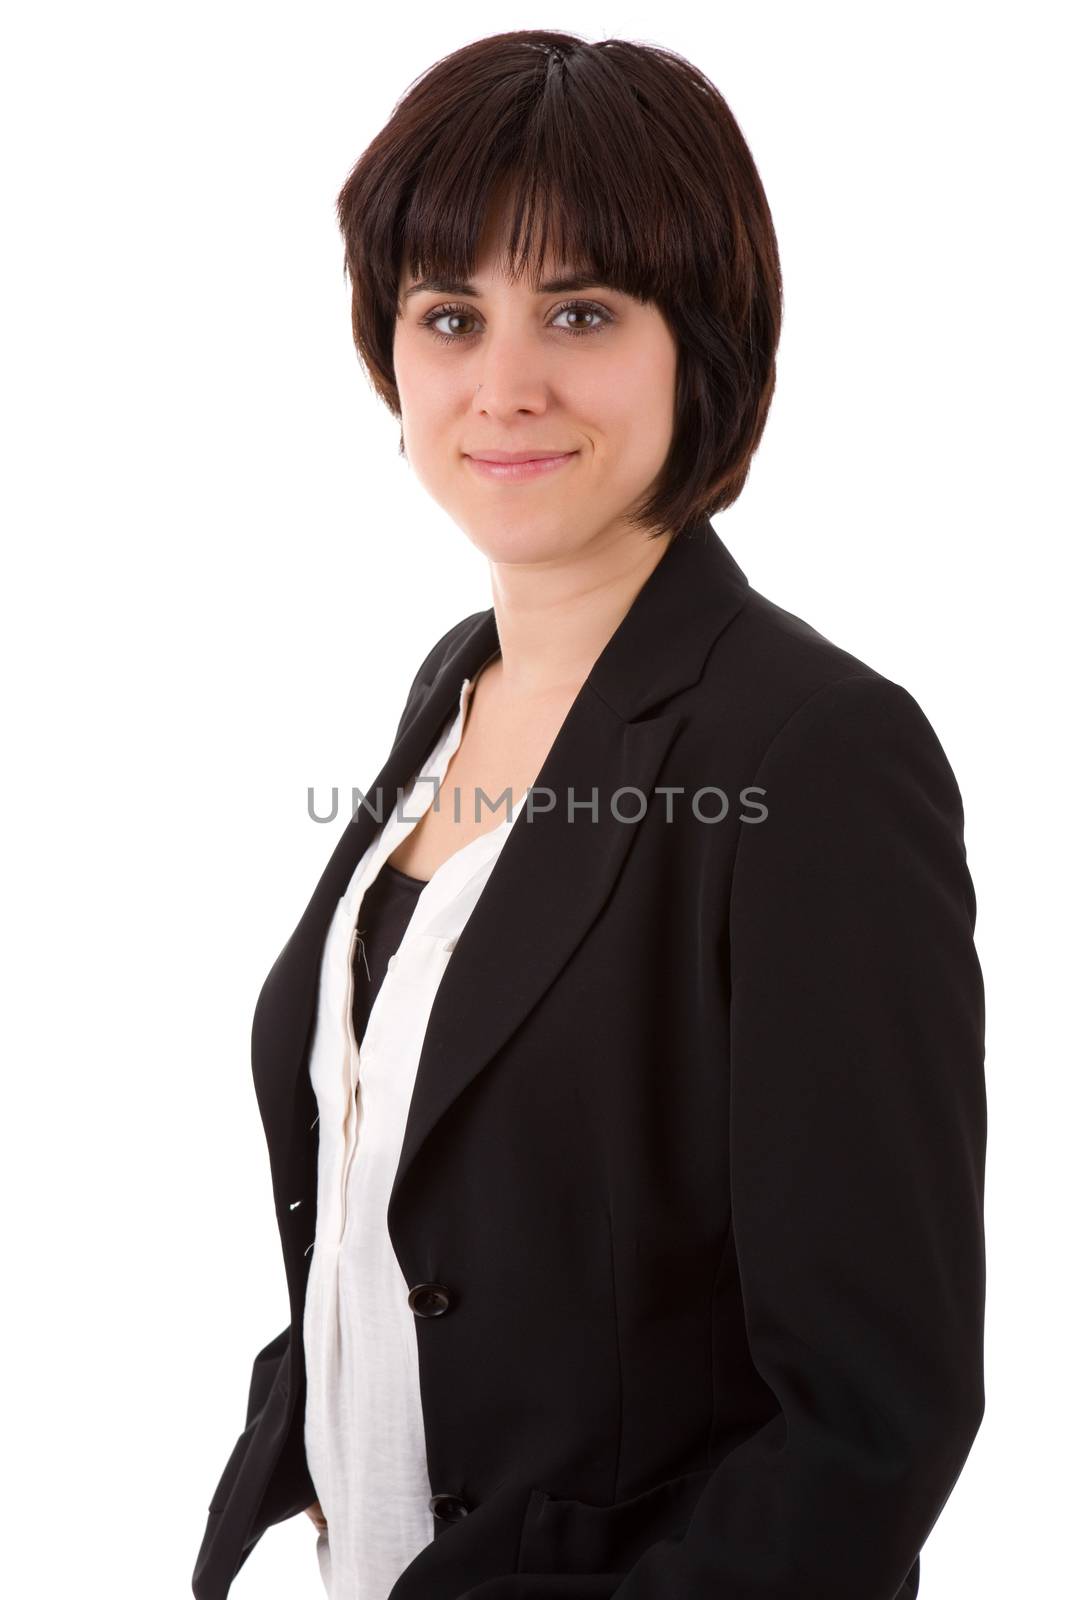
[386,518,751,1245]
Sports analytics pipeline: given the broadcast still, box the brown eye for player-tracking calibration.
[418,298,615,345]
[550,302,609,334]
[423,306,478,341]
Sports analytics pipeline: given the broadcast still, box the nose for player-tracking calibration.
[470,367,551,417]
[470,327,556,416]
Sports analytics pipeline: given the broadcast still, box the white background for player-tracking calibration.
[2,3,1060,1595]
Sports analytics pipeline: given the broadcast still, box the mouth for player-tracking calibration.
[463,452,578,482]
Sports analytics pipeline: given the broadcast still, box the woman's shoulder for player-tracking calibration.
[682,580,966,813]
[390,609,490,744]
[726,582,896,707]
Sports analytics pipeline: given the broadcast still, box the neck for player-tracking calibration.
[485,529,673,700]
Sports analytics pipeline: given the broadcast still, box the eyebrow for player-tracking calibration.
[401,274,606,302]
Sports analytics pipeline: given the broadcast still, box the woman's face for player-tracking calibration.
[393,226,678,566]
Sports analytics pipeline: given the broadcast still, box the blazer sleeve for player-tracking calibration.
[203,1325,294,1516]
[460,671,987,1600]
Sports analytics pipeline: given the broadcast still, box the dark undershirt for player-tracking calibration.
[351,860,428,1049]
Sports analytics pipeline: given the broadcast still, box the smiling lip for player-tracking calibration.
[464,450,577,482]
[467,449,574,462]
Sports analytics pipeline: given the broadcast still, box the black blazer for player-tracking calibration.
[192,517,986,1600]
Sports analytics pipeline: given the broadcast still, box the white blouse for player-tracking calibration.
[303,659,527,1599]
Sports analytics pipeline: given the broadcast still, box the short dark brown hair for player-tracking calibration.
[337,30,782,539]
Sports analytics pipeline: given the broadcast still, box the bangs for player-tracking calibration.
[389,58,687,307]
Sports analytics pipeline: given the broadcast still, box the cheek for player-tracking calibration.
[393,355,457,445]
[579,348,675,459]
[398,356,460,414]
[393,327,445,408]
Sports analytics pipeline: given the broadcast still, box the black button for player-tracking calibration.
[408,1281,452,1317]
[430,1492,469,1524]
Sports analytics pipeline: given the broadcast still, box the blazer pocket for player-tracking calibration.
[516,1467,714,1576]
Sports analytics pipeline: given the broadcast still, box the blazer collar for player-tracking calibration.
[406,512,751,729]
[253,517,750,1258]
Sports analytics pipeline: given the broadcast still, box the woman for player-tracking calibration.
[193,29,986,1600]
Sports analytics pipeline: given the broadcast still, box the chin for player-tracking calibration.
[461,512,590,567]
